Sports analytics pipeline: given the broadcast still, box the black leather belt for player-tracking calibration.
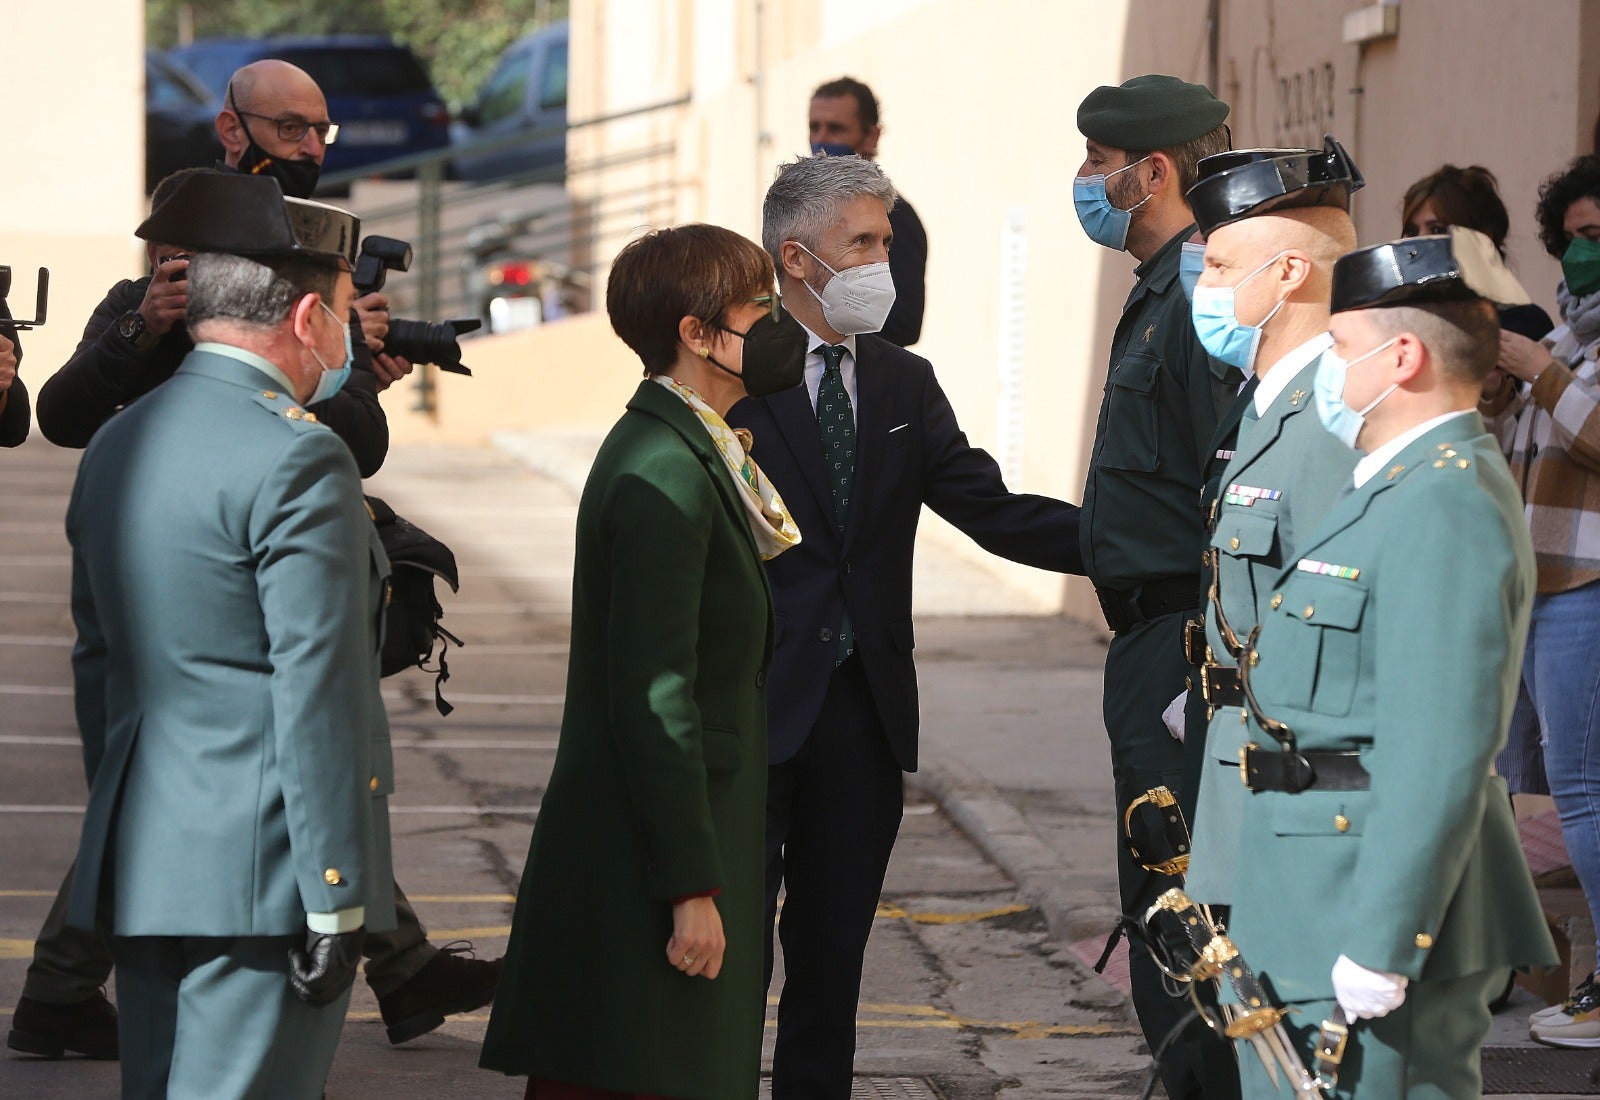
[1240,743,1369,792]
[1200,663,1242,708]
[1096,576,1200,634]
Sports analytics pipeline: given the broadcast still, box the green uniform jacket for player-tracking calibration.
[1081,227,1241,589]
[64,350,395,936]
[481,381,774,1100]
[1229,416,1557,1003]
[1185,350,1356,904]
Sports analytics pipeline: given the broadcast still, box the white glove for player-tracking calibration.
[1331,953,1409,1020]
[1161,691,1188,742]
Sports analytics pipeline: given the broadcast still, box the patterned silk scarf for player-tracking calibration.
[651,375,802,560]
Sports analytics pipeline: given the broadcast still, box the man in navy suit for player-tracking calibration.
[729,155,1082,1099]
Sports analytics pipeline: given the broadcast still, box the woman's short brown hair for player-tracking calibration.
[1400,165,1510,254]
[607,224,775,375]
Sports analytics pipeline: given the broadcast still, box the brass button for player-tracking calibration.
[1229,536,1240,551]
[1333,814,1350,832]
[262,390,278,399]
[1249,651,1260,668]
[1456,458,1470,469]
[323,868,342,885]
[305,411,320,424]
[1433,459,1446,468]
[369,776,379,792]
[1303,605,1315,620]
[1415,932,1433,950]
[285,407,305,421]
[1270,593,1283,610]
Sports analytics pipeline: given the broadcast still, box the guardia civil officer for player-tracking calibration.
[1180,140,1363,910]
[1072,74,1238,1099]
[62,171,396,1099]
[1227,230,1558,1097]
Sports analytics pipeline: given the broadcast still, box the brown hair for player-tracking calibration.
[607,224,775,375]
[1370,299,1501,383]
[1127,124,1232,197]
[1400,165,1510,254]
[812,77,880,130]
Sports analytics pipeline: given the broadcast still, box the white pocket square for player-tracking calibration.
[888,423,909,434]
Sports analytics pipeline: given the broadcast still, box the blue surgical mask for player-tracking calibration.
[1189,251,1288,371]
[1178,241,1206,301]
[1073,157,1151,251]
[1313,337,1401,449]
[810,141,857,157]
[308,300,353,404]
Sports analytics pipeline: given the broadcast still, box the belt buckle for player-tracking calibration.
[1183,618,1208,665]
[1239,742,1257,788]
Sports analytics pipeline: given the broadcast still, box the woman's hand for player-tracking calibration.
[1498,330,1559,385]
[666,895,725,979]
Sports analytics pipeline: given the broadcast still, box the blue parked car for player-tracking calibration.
[167,36,450,178]
[449,22,568,182]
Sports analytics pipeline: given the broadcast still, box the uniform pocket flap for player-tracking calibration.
[1109,350,1160,392]
[1282,574,1368,631]
[1271,789,1368,836]
[700,726,743,772]
[1212,510,1278,558]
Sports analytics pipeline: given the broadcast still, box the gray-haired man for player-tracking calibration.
[728,155,1083,1098]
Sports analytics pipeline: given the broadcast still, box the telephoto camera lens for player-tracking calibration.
[384,318,482,375]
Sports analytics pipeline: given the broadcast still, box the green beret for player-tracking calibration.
[1077,74,1230,151]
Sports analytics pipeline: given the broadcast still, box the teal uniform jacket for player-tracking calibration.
[65,349,396,937]
[1185,349,1356,904]
[1229,415,1556,1006]
[1081,228,1241,590]
[481,381,773,1100]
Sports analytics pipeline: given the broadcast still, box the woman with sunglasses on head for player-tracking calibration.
[481,223,806,1100]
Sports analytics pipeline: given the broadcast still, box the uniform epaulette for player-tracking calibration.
[1426,441,1472,472]
[250,387,325,432]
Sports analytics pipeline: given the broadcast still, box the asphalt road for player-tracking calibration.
[0,437,1148,1100]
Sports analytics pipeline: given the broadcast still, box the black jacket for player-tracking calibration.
[0,301,28,447]
[881,196,927,348]
[728,335,1081,771]
[37,277,388,476]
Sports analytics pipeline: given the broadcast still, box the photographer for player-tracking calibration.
[0,308,26,447]
[36,167,388,474]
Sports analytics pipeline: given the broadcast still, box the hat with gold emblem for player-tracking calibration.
[135,171,358,269]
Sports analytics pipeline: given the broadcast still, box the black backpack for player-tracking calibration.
[366,495,463,715]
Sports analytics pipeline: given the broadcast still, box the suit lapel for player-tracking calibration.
[841,339,892,556]
[765,383,835,522]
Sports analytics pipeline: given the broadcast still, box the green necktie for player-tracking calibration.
[818,344,856,663]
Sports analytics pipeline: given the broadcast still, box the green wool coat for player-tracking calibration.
[1228,415,1557,1011]
[481,380,774,1100]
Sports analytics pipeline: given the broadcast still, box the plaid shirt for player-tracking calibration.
[1482,323,1600,593]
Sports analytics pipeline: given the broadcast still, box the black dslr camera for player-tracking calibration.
[0,266,49,329]
[353,237,480,376]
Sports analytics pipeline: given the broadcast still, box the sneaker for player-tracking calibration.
[1531,973,1600,1047]
[7,989,119,1060]
[376,941,502,1045]
[1531,972,1598,1025]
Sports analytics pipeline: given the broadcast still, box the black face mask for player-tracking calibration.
[710,306,807,399]
[228,88,322,199]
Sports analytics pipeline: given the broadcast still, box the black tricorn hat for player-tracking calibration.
[136,171,358,268]
[1330,227,1532,314]
[1188,135,1364,238]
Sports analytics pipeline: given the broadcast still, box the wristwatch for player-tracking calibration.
[116,310,159,352]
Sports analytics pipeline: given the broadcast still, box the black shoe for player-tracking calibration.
[376,942,502,1045]
[7,990,119,1060]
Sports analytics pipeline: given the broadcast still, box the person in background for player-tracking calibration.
[481,223,805,1100]
[1480,154,1600,1049]
[808,77,926,348]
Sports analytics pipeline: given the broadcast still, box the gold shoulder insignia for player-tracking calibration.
[285,407,305,421]
[1385,464,1405,481]
[304,411,319,424]
[1143,323,1156,343]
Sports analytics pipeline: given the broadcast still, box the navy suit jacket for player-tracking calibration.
[729,335,1081,772]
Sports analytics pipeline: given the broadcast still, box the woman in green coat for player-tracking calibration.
[481,223,807,1099]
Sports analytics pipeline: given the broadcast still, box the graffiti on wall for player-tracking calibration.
[1275,62,1336,147]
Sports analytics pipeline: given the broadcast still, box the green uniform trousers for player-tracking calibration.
[1238,969,1502,1099]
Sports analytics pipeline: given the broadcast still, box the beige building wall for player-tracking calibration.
[2,1,146,404]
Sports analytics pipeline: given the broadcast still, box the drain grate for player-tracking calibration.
[1483,1046,1600,1093]
[760,1077,942,1099]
